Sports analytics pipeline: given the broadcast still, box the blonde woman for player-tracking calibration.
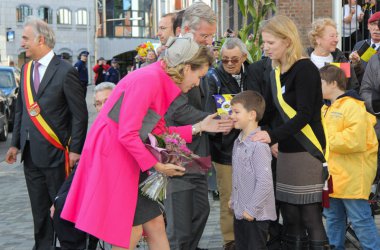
[252,15,330,249]
[62,36,232,250]
[307,18,359,91]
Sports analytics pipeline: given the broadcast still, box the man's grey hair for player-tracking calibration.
[221,38,249,56]
[24,17,56,49]
[182,1,217,32]
[94,82,116,100]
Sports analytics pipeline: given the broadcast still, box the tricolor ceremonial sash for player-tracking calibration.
[23,61,71,177]
[270,66,328,163]
[270,66,332,207]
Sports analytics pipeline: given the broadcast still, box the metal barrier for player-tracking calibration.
[341,1,379,57]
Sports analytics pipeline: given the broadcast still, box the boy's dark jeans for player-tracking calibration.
[233,217,269,250]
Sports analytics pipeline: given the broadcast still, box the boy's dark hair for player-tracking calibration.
[319,64,347,91]
[231,90,265,122]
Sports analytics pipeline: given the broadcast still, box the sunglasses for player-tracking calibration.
[221,57,242,64]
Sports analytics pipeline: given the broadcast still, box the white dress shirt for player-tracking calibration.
[33,50,54,82]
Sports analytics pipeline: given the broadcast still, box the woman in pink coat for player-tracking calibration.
[62,36,229,249]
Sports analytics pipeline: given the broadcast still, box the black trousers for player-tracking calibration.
[23,143,65,250]
[234,217,270,250]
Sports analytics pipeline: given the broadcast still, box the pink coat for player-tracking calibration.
[61,62,192,248]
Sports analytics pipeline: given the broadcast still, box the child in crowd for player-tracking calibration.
[320,65,380,250]
[229,90,277,250]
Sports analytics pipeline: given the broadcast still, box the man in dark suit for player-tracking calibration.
[164,3,233,250]
[349,11,380,83]
[5,18,88,249]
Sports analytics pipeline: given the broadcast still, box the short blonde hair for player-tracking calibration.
[163,46,213,84]
[260,15,303,71]
[308,18,337,48]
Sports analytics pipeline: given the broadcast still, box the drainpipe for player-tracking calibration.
[333,0,343,50]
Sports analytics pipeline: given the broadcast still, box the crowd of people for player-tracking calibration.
[3,1,380,250]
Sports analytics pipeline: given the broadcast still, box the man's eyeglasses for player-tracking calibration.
[221,57,242,64]
[199,33,215,41]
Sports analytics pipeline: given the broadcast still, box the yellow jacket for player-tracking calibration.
[322,93,378,200]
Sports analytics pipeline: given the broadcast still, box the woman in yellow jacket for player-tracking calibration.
[320,65,380,250]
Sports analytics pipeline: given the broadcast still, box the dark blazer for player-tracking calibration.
[165,86,210,157]
[246,57,280,131]
[11,55,88,168]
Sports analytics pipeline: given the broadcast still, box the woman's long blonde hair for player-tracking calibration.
[163,46,213,84]
[260,15,304,71]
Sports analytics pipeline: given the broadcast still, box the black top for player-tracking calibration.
[268,59,325,153]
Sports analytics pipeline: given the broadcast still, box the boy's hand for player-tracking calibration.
[228,200,232,209]
[243,211,254,221]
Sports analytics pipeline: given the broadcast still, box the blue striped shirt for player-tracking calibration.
[231,127,277,221]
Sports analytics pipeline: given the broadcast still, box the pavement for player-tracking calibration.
[0,85,379,250]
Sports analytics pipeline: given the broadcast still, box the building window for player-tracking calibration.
[99,0,153,38]
[75,9,88,25]
[57,8,72,25]
[38,7,53,24]
[16,5,32,23]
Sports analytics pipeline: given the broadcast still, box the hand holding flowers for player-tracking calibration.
[153,162,185,177]
[140,132,212,201]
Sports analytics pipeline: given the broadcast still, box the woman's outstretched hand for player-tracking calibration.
[201,113,234,133]
[251,130,271,144]
[154,162,186,177]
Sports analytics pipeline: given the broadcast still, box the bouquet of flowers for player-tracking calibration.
[139,133,211,201]
[135,41,155,58]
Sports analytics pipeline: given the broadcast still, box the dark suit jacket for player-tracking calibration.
[246,57,279,130]
[165,86,210,157]
[11,55,88,168]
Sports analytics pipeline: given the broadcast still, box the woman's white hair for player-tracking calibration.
[93,82,116,100]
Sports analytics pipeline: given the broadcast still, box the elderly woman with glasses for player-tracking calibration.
[202,37,248,249]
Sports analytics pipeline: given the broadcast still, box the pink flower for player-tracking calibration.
[180,145,191,155]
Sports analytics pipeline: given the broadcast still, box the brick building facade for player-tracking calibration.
[277,0,333,46]
[219,0,334,47]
